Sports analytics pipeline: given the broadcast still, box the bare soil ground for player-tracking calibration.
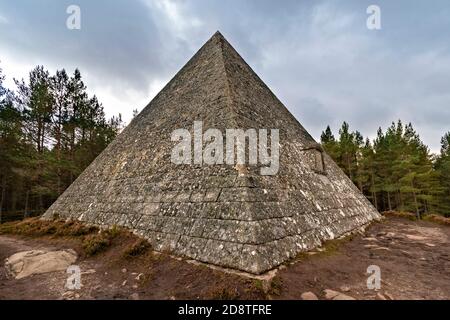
[0,215,449,300]
[275,215,450,300]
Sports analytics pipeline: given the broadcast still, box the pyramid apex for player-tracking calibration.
[211,30,225,40]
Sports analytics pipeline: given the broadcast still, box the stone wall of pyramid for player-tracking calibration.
[43,32,380,274]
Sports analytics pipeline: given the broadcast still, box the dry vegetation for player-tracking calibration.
[383,210,450,225]
[422,214,450,226]
[0,218,142,258]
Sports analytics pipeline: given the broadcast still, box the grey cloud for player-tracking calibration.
[0,0,165,92]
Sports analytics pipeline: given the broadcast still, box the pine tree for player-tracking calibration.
[320,125,339,160]
[373,127,393,210]
[337,122,356,181]
[436,132,450,216]
[65,69,88,181]
[360,138,378,208]
[0,64,123,220]
[320,121,447,217]
[50,69,70,194]
[0,65,18,222]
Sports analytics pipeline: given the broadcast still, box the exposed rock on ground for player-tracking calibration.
[301,292,318,300]
[323,289,355,300]
[5,249,77,279]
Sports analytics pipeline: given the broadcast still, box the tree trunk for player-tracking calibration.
[37,118,43,153]
[57,110,62,195]
[11,186,17,212]
[70,126,76,183]
[399,192,404,210]
[372,191,378,210]
[24,190,30,218]
[387,192,392,211]
[413,191,420,219]
[347,157,353,180]
[39,193,43,211]
[410,173,420,219]
[371,173,378,210]
[0,175,6,224]
[41,123,45,153]
[358,178,363,193]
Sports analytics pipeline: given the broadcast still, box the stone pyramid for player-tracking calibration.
[44,31,380,274]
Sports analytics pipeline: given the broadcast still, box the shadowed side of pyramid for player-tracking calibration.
[43,31,380,274]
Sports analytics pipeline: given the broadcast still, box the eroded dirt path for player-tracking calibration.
[276,216,450,300]
[0,216,449,300]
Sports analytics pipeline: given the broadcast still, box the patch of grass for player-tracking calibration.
[123,239,152,258]
[57,220,99,236]
[0,217,99,237]
[291,234,355,264]
[383,211,417,221]
[0,218,43,235]
[321,236,352,255]
[107,224,121,238]
[0,217,129,257]
[209,286,240,300]
[82,225,125,256]
[384,211,450,225]
[423,214,450,226]
[252,279,264,292]
[243,279,266,298]
[82,233,112,256]
[268,276,283,296]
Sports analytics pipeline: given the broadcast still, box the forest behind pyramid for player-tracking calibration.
[44,31,380,274]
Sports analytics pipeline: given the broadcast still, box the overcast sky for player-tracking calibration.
[0,0,449,153]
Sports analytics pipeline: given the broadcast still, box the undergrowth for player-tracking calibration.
[123,239,152,258]
[0,217,131,257]
[0,217,98,237]
[384,211,450,225]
